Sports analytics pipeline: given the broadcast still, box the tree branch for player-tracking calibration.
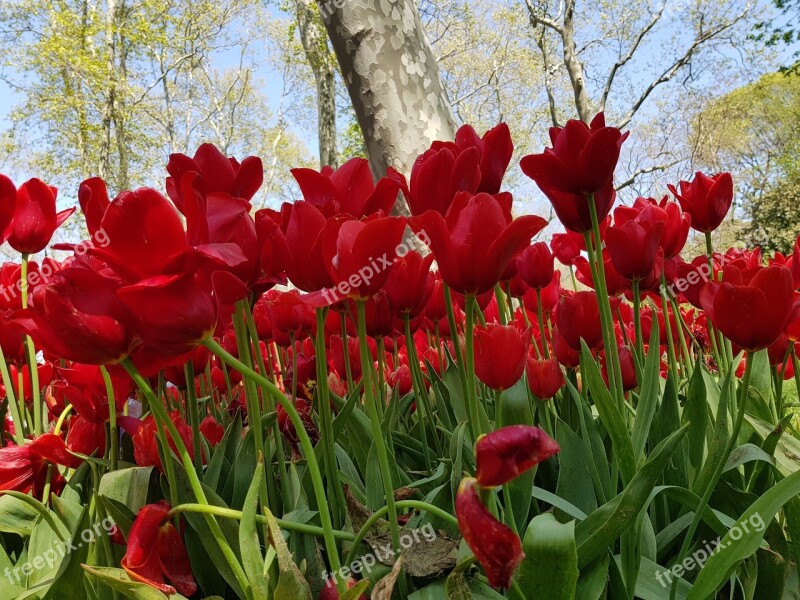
[616,159,681,191]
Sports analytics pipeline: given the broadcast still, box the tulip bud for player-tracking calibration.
[475,425,559,487]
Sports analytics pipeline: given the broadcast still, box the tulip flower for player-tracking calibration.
[199,415,224,447]
[455,477,524,589]
[395,123,513,216]
[555,291,605,351]
[320,577,368,600]
[526,357,565,399]
[121,501,197,596]
[166,142,263,210]
[667,172,733,233]
[790,236,800,288]
[550,233,582,266]
[277,398,318,458]
[520,113,627,232]
[383,250,435,317]
[473,323,530,390]
[292,157,401,217]
[411,192,546,295]
[605,211,664,281]
[516,242,554,289]
[78,177,111,238]
[261,289,316,340]
[15,267,136,365]
[700,264,796,351]
[0,433,80,496]
[633,196,690,259]
[475,425,559,486]
[3,177,75,254]
[603,346,637,391]
[128,412,197,472]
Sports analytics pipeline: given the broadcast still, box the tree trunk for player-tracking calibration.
[296,0,338,168]
[318,0,457,212]
[98,0,119,182]
[561,0,590,123]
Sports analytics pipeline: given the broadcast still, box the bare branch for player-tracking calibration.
[616,159,681,191]
[523,0,563,34]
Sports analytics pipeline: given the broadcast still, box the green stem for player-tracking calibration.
[404,314,435,469]
[464,294,482,440]
[632,279,644,365]
[100,367,119,472]
[0,345,24,444]
[202,338,342,577]
[535,289,550,359]
[183,362,203,475]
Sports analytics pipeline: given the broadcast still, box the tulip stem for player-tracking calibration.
[464,294,482,441]
[792,347,800,418]
[201,338,343,582]
[404,314,435,471]
[100,367,118,472]
[443,285,470,404]
[668,352,753,600]
[658,281,680,384]
[340,312,354,391]
[535,289,550,359]
[121,358,252,596]
[343,499,459,568]
[0,345,25,445]
[631,279,644,365]
[183,362,203,476]
[20,254,43,436]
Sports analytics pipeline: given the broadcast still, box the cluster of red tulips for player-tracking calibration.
[0,113,799,600]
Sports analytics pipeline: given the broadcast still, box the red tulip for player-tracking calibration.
[516,242,554,289]
[129,412,196,472]
[388,363,413,395]
[668,172,733,233]
[166,142,263,210]
[605,211,664,281]
[520,113,627,233]
[319,577,368,600]
[261,289,316,340]
[383,250,435,317]
[555,291,604,351]
[604,346,637,391]
[411,192,546,295]
[455,477,524,589]
[526,357,565,399]
[550,233,582,266]
[292,157,400,217]
[0,433,80,496]
[0,174,15,243]
[199,415,225,447]
[5,177,75,254]
[475,425,559,486]
[473,324,531,390]
[122,501,197,596]
[790,236,800,288]
[78,177,111,238]
[700,264,796,351]
[633,196,689,259]
[15,266,136,365]
[276,398,318,458]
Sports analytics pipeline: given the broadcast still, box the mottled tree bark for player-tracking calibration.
[318,0,457,213]
[296,0,338,168]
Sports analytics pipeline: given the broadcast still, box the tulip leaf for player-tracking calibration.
[498,379,536,526]
[555,418,597,515]
[264,506,312,600]
[239,459,270,600]
[575,552,609,600]
[686,469,800,599]
[682,364,709,469]
[579,342,636,483]
[0,493,42,536]
[745,414,800,475]
[98,466,154,515]
[631,324,661,461]
[372,555,404,600]
[575,424,689,568]
[204,415,242,491]
[81,565,186,600]
[517,513,579,600]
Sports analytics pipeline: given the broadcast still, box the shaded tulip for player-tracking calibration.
[526,357,565,399]
[667,172,733,233]
[78,177,111,238]
[455,477,524,589]
[633,196,690,259]
[122,501,197,596]
[261,289,315,340]
[520,113,627,232]
[555,291,604,351]
[6,178,75,254]
[383,250,435,317]
[516,242,554,289]
[473,324,531,390]
[475,425,559,487]
[700,264,796,351]
[129,412,196,472]
[199,415,224,447]
[0,433,80,497]
[0,174,15,243]
[411,192,547,295]
[606,207,664,281]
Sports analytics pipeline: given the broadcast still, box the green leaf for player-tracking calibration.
[575,424,689,568]
[0,493,41,536]
[686,469,800,599]
[745,414,800,474]
[631,324,661,461]
[240,459,269,600]
[683,364,709,469]
[98,467,154,515]
[82,565,185,600]
[498,379,536,526]
[517,513,578,600]
[555,418,597,515]
[265,507,311,600]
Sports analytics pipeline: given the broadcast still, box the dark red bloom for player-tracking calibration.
[261,289,316,340]
[383,250,435,317]
[122,500,197,596]
[129,412,196,472]
[199,415,225,447]
[78,177,111,238]
[526,357,565,399]
[516,242,554,289]
[411,192,546,295]
[456,477,524,589]
[5,177,75,254]
[475,425,559,487]
[550,233,582,266]
[388,363,413,395]
[555,291,604,351]
[0,175,15,244]
[319,577,368,600]
[0,434,80,496]
[603,346,637,391]
[520,113,627,233]
[605,209,664,281]
[633,196,689,259]
[276,398,318,458]
[473,323,530,390]
[700,264,796,351]
[292,157,400,218]
[668,172,733,234]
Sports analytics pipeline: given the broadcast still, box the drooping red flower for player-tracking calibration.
[475,425,559,487]
[526,357,565,399]
[473,323,530,390]
[292,157,401,218]
[516,242,554,289]
[555,291,604,351]
[4,177,75,254]
[520,113,627,233]
[128,412,196,472]
[668,172,733,234]
[0,434,80,496]
[121,500,197,596]
[456,477,524,589]
[700,264,796,351]
[411,192,547,295]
